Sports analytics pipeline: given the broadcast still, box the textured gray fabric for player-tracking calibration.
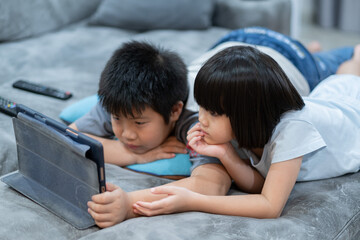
[0,180,98,240]
[0,0,101,42]
[89,0,215,30]
[1,1,359,239]
[213,0,291,35]
[1,164,360,239]
[79,170,360,240]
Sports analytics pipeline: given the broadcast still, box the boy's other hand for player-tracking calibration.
[87,182,131,228]
[135,136,187,164]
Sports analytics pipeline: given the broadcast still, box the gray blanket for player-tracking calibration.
[1,164,359,240]
[0,1,360,239]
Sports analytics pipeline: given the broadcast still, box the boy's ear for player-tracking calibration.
[170,101,184,122]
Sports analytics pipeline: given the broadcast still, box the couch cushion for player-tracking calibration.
[213,0,291,35]
[88,0,215,30]
[0,0,101,42]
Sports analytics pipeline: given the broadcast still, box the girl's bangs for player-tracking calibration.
[194,70,226,115]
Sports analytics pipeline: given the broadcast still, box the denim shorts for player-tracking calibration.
[212,27,354,90]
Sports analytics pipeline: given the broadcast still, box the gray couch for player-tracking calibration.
[0,0,359,239]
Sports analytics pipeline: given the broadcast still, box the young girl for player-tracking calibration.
[132,45,360,219]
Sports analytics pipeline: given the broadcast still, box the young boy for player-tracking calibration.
[69,41,218,168]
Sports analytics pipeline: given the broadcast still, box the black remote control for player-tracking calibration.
[13,80,72,100]
[0,96,17,117]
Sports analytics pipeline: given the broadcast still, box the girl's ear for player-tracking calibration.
[170,101,184,122]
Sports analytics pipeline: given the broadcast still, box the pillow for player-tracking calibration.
[88,0,215,31]
[0,0,101,42]
[60,95,192,176]
[59,94,99,124]
[127,154,191,176]
[213,0,291,35]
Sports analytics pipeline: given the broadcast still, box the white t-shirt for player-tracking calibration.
[186,41,310,112]
[243,74,360,181]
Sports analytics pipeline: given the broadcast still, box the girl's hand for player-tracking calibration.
[187,123,230,159]
[87,183,131,228]
[132,186,198,216]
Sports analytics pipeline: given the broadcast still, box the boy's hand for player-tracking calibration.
[132,186,199,216]
[99,136,187,166]
[187,123,230,159]
[87,183,131,228]
[135,136,187,164]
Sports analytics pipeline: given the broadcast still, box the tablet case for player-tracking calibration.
[0,104,106,229]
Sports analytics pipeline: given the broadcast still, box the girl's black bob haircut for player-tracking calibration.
[194,46,304,148]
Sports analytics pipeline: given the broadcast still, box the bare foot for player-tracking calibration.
[336,44,360,75]
[306,41,322,53]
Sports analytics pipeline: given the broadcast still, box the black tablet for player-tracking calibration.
[1,104,106,229]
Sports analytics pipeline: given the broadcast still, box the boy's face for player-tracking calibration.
[111,106,177,154]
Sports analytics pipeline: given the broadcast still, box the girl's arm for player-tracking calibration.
[217,143,264,193]
[198,157,302,218]
[133,157,302,219]
[187,124,263,193]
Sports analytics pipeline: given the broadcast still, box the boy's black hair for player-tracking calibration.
[194,46,304,148]
[98,41,188,124]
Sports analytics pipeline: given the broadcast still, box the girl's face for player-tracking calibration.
[198,107,234,145]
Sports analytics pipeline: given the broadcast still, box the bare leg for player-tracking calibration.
[336,44,360,76]
[306,41,322,53]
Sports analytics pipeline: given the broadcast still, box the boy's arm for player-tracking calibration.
[88,163,231,228]
[70,123,187,166]
[69,122,137,165]
[134,163,231,198]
